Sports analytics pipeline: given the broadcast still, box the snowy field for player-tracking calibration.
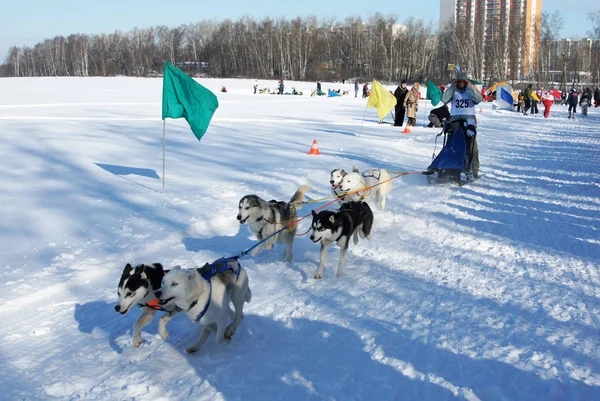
[0,76,599,401]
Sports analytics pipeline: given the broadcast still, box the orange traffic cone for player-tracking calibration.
[307,140,321,155]
[402,125,411,134]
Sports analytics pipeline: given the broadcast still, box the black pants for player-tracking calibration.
[531,100,538,114]
[524,99,531,113]
[394,106,406,126]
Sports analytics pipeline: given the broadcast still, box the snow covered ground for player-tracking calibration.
[0,76,599,401]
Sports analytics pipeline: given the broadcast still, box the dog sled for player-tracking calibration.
[425,122,477,185]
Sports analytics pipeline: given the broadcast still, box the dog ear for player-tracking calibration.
[172,265,181,270]
[340,169,346,176]
[140,271,147,279]
[311,210,317,217]
[124,263,132,273]
[189,271,195,280]
[329,215,336,223]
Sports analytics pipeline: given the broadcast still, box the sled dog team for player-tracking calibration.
[116,166,392,352]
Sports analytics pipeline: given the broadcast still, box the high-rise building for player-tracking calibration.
[440,0,542,78]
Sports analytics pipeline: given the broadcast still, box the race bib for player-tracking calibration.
[451,90,476,116]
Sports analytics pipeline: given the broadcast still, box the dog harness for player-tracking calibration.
[190,257,242,322]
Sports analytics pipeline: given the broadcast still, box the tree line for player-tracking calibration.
[3,12,600,89]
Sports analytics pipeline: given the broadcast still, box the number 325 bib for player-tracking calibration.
[451,90,475,116]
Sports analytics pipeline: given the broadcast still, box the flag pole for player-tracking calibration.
[358,102,369,138]
[162,119,166,192]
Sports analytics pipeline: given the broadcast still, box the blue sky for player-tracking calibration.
[0,0,596,62]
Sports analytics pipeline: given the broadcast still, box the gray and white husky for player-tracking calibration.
[237,185,310,261]
[115,263,179,347]
[331,166,392,210]
[155,261,251,354]
[310,201,374,279]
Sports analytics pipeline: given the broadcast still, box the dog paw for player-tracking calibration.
[251,248,260,256]
[336,271,343,278]
[314,274,322,280]
[133,336,142,348]
[264,244,274,250]
[186,347,199,354]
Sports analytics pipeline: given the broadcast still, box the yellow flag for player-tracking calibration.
[367,80,397,120]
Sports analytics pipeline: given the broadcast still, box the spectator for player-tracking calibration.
[253,80,258,94]
[523,84,533,115]
[580,87,591,117]
[354,81,359,98]
[427,104,450,128]
[441,71,484,180]
[567,88,579,118]
[403,82,420,127]
[362,83,369,98]
[317,80,322,92]
[393,80,408,127]
[594,87,600,108]
[541,90,555,118]
[278,79,284,95]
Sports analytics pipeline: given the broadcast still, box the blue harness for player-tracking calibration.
[191,257,241,322]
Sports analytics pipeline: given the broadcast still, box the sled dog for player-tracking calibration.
[336,166,392,210]
[237,185,310,261]
[115,263,179,347]
[155,260,251,353]
[310,201,374,279]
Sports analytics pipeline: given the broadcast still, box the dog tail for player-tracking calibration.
[352,165,360,173]
[289,185,311,209]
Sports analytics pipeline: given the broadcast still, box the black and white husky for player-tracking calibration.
[237,185,310,261]
[115,263,178,347]
[155,260,251,354]
[310,201,374,279]
[331,167,392,210]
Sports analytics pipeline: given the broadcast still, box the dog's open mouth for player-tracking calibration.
[239,216,248,224]
[118,305,131,315]
[158,297,175,306]
[331,183,339,189]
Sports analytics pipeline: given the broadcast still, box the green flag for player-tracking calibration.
[426,80,442,106]
[162,61,219,141]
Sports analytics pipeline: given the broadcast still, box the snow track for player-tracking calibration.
[0,77,599,400]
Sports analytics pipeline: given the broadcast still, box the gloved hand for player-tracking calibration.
[466,129,475,137]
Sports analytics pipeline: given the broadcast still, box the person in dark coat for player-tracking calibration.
[317,81,322,92]
[567,88,579,118]
[594,87,600,108]
[523,84,533,115]
[393,80,408,126]
[427,104,450,128]
[362,84,369,98]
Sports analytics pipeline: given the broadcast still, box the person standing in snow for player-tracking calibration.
[253,80,258,94]
[594,87,600,108]
[541,90,555,118]
[354,81,359,98]
[403,82,420,127]
[317,80,322,93]
[523,84,533,115]
[567,88,579,118]
[362,83,369,98]
[579,88,591,117]
[278,79,284,95]
[393,80,408,126]
[441,71,484,180]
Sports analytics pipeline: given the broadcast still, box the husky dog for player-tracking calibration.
[237,185,310,261]
[115,263,179,347]
[310,201,374,279]
[337,167,392,210]
[155,260,251,354]
[330,168,350,203]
